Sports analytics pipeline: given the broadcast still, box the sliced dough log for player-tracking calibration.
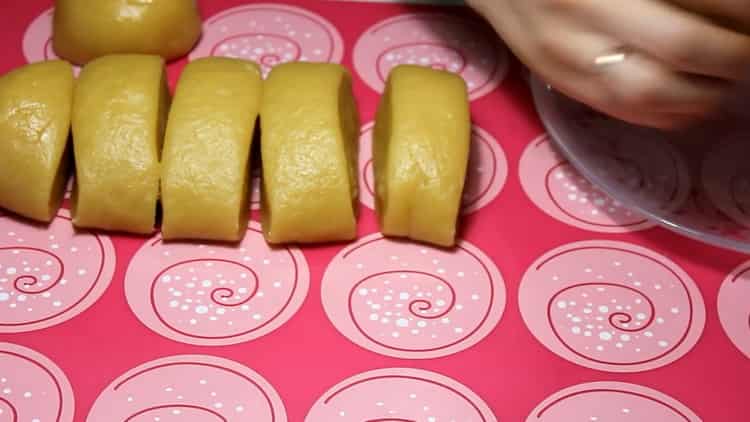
[161,57,262,242]
[72,54,169,234]
[0,61,74,222]
[53,0,202,65]
[261,62,360,244]
[373,65,471,247]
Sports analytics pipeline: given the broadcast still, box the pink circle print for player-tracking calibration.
[87,354,287,422]
[190,4,344,77]
[519,240,705,372]
[0,342,75,422]
[527,382,701,422]
[23,8,80,74]
[672,187,750,240]
[22,8,57,63]
[519,134,656,233]
[702,136,750,229]
[354,13,508,101]
[321,233,506,359]
[0,210,115,333]
[124,221,309,346]
[358,122,507,214]
[249,166,262,211]
[305,368,497,421]
[718,262,750,358]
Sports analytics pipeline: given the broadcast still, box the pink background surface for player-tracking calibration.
[0,0,749,420]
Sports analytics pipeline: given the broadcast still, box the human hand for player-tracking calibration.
[467,0,750,129]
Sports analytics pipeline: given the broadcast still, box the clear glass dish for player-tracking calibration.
[530,75,750,253]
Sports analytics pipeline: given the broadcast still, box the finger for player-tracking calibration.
[526,27,728,116]
[576,0,750,80]
[669,0,750,33]
[598,51,728,115]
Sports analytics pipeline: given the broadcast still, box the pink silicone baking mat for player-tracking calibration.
[1,0,749,421]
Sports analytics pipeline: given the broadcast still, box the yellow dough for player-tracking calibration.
[72,54,168,234]
[0,61,74,222]
[373,65,470,247]
[261,62,359,244]
[161,58,262,242]
[53,0,201,65]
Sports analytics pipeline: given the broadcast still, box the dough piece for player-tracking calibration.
[373,65,470,247]
[161,57,262,242]
[0,61,74,222]
[53,0,202,65]
[261,62,359,244]
[72,54,168,234]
